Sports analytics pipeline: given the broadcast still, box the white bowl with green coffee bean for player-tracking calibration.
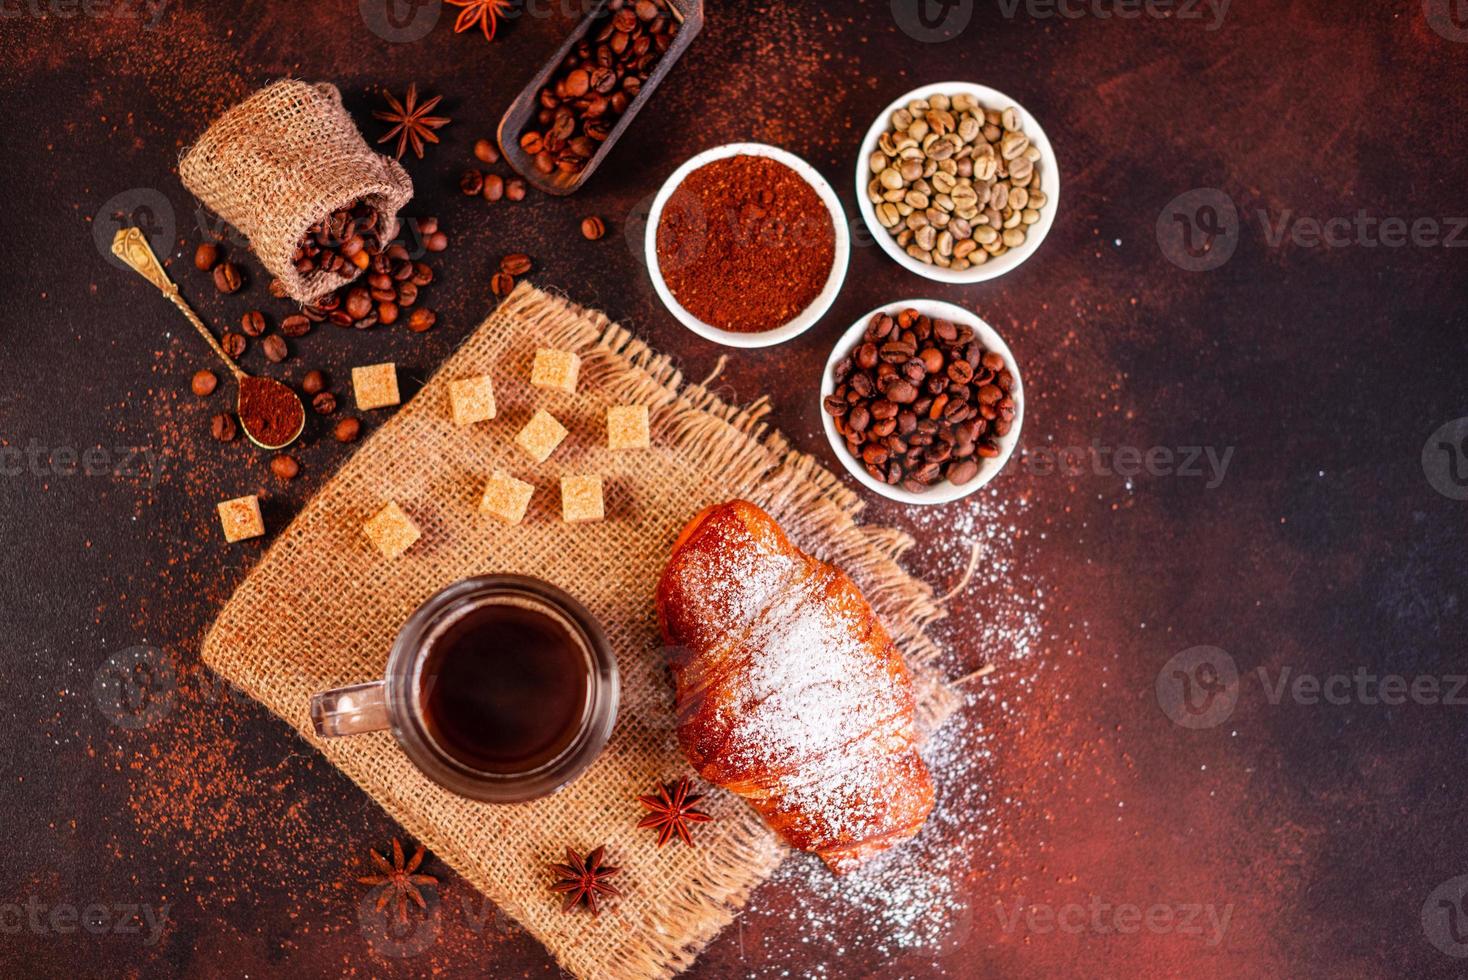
[857,83,1058,283]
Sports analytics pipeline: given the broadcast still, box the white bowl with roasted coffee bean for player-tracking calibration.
[856,83,1059,283]
[821,300,1023,505]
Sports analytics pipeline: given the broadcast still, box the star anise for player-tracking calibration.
[374,84,450,160]
[357,838,438,923]
[637,777,713,847]
[446,0,517,42]
[549,846,622,915]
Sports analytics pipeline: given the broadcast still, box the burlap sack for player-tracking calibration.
[201,284,960,978]
[180,80,413,305]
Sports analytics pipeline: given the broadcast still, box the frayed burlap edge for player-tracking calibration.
[202,282,960,979]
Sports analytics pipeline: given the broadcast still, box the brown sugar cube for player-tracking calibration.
[216,495,264,543]
[606,404,650,450]
[448,375,497,426]
[352,362,401,410]
[530,348,581,394]
[515,409,568,463]
[560,474,605,523]
[363,500,421,558]
[479,470,535,526]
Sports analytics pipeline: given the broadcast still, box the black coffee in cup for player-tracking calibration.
[415,597,593,775]
[311,576,617,802]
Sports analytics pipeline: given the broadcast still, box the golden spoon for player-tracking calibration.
[111,227,304,451]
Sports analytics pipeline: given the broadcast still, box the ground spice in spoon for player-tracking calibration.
[656,154,836,334]
[237,376,305,448]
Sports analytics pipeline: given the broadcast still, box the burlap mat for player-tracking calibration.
[201,283,961,978]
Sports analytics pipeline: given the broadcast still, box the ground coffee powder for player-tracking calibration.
[656,154,835,334]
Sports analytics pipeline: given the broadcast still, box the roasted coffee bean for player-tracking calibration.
[823,395,848,417]
[194,243,219,271]
[918,347,944,374]
[880,341,916,363]
[460,169,485,196]
[210,411,238,442]
[407,308,437,332]
[270,454,300,481]
[887,379,919,404]
[976,439,1001,458]
[301,370,326,396]
[191,369,217,397]
[848,404,871,432]
[978,383,1003,405]
[378,301,399,325]
[213,262,243,293]
[279,313,311,338]
[581,216,607,240]
[948,359,975,384]
[501,253,533,275]
[261,335,288,363]
[239,310,266,337]
[268,278,289,299]
[982,351,1006,372]
[221,332,246,358]
[312,391,337,415]
[333,416,361,443]
[344,287,373,320]
[473,138,500,164]
[946,459,980,484]
[411,263,433,286]
[483,174,505,201]
[506,179,528,201]
[396,282,419,307]
[491,272,516,298]
[425,230,448,252]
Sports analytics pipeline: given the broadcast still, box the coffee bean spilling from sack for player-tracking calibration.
[824,308,1018,492]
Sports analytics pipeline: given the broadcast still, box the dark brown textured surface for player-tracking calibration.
[1,1,1466,976]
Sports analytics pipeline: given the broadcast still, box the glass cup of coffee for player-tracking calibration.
[310,575,618,803]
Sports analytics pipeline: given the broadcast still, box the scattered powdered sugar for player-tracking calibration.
[731,489,1048,973]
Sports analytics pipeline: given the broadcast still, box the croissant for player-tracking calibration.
[655,500,934,873]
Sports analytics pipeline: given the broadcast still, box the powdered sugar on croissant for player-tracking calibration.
[656,500,935,873]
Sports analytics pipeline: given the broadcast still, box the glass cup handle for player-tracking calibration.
[310,681,390,737]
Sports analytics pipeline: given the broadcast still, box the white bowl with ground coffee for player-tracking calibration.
[646,142,850,348]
